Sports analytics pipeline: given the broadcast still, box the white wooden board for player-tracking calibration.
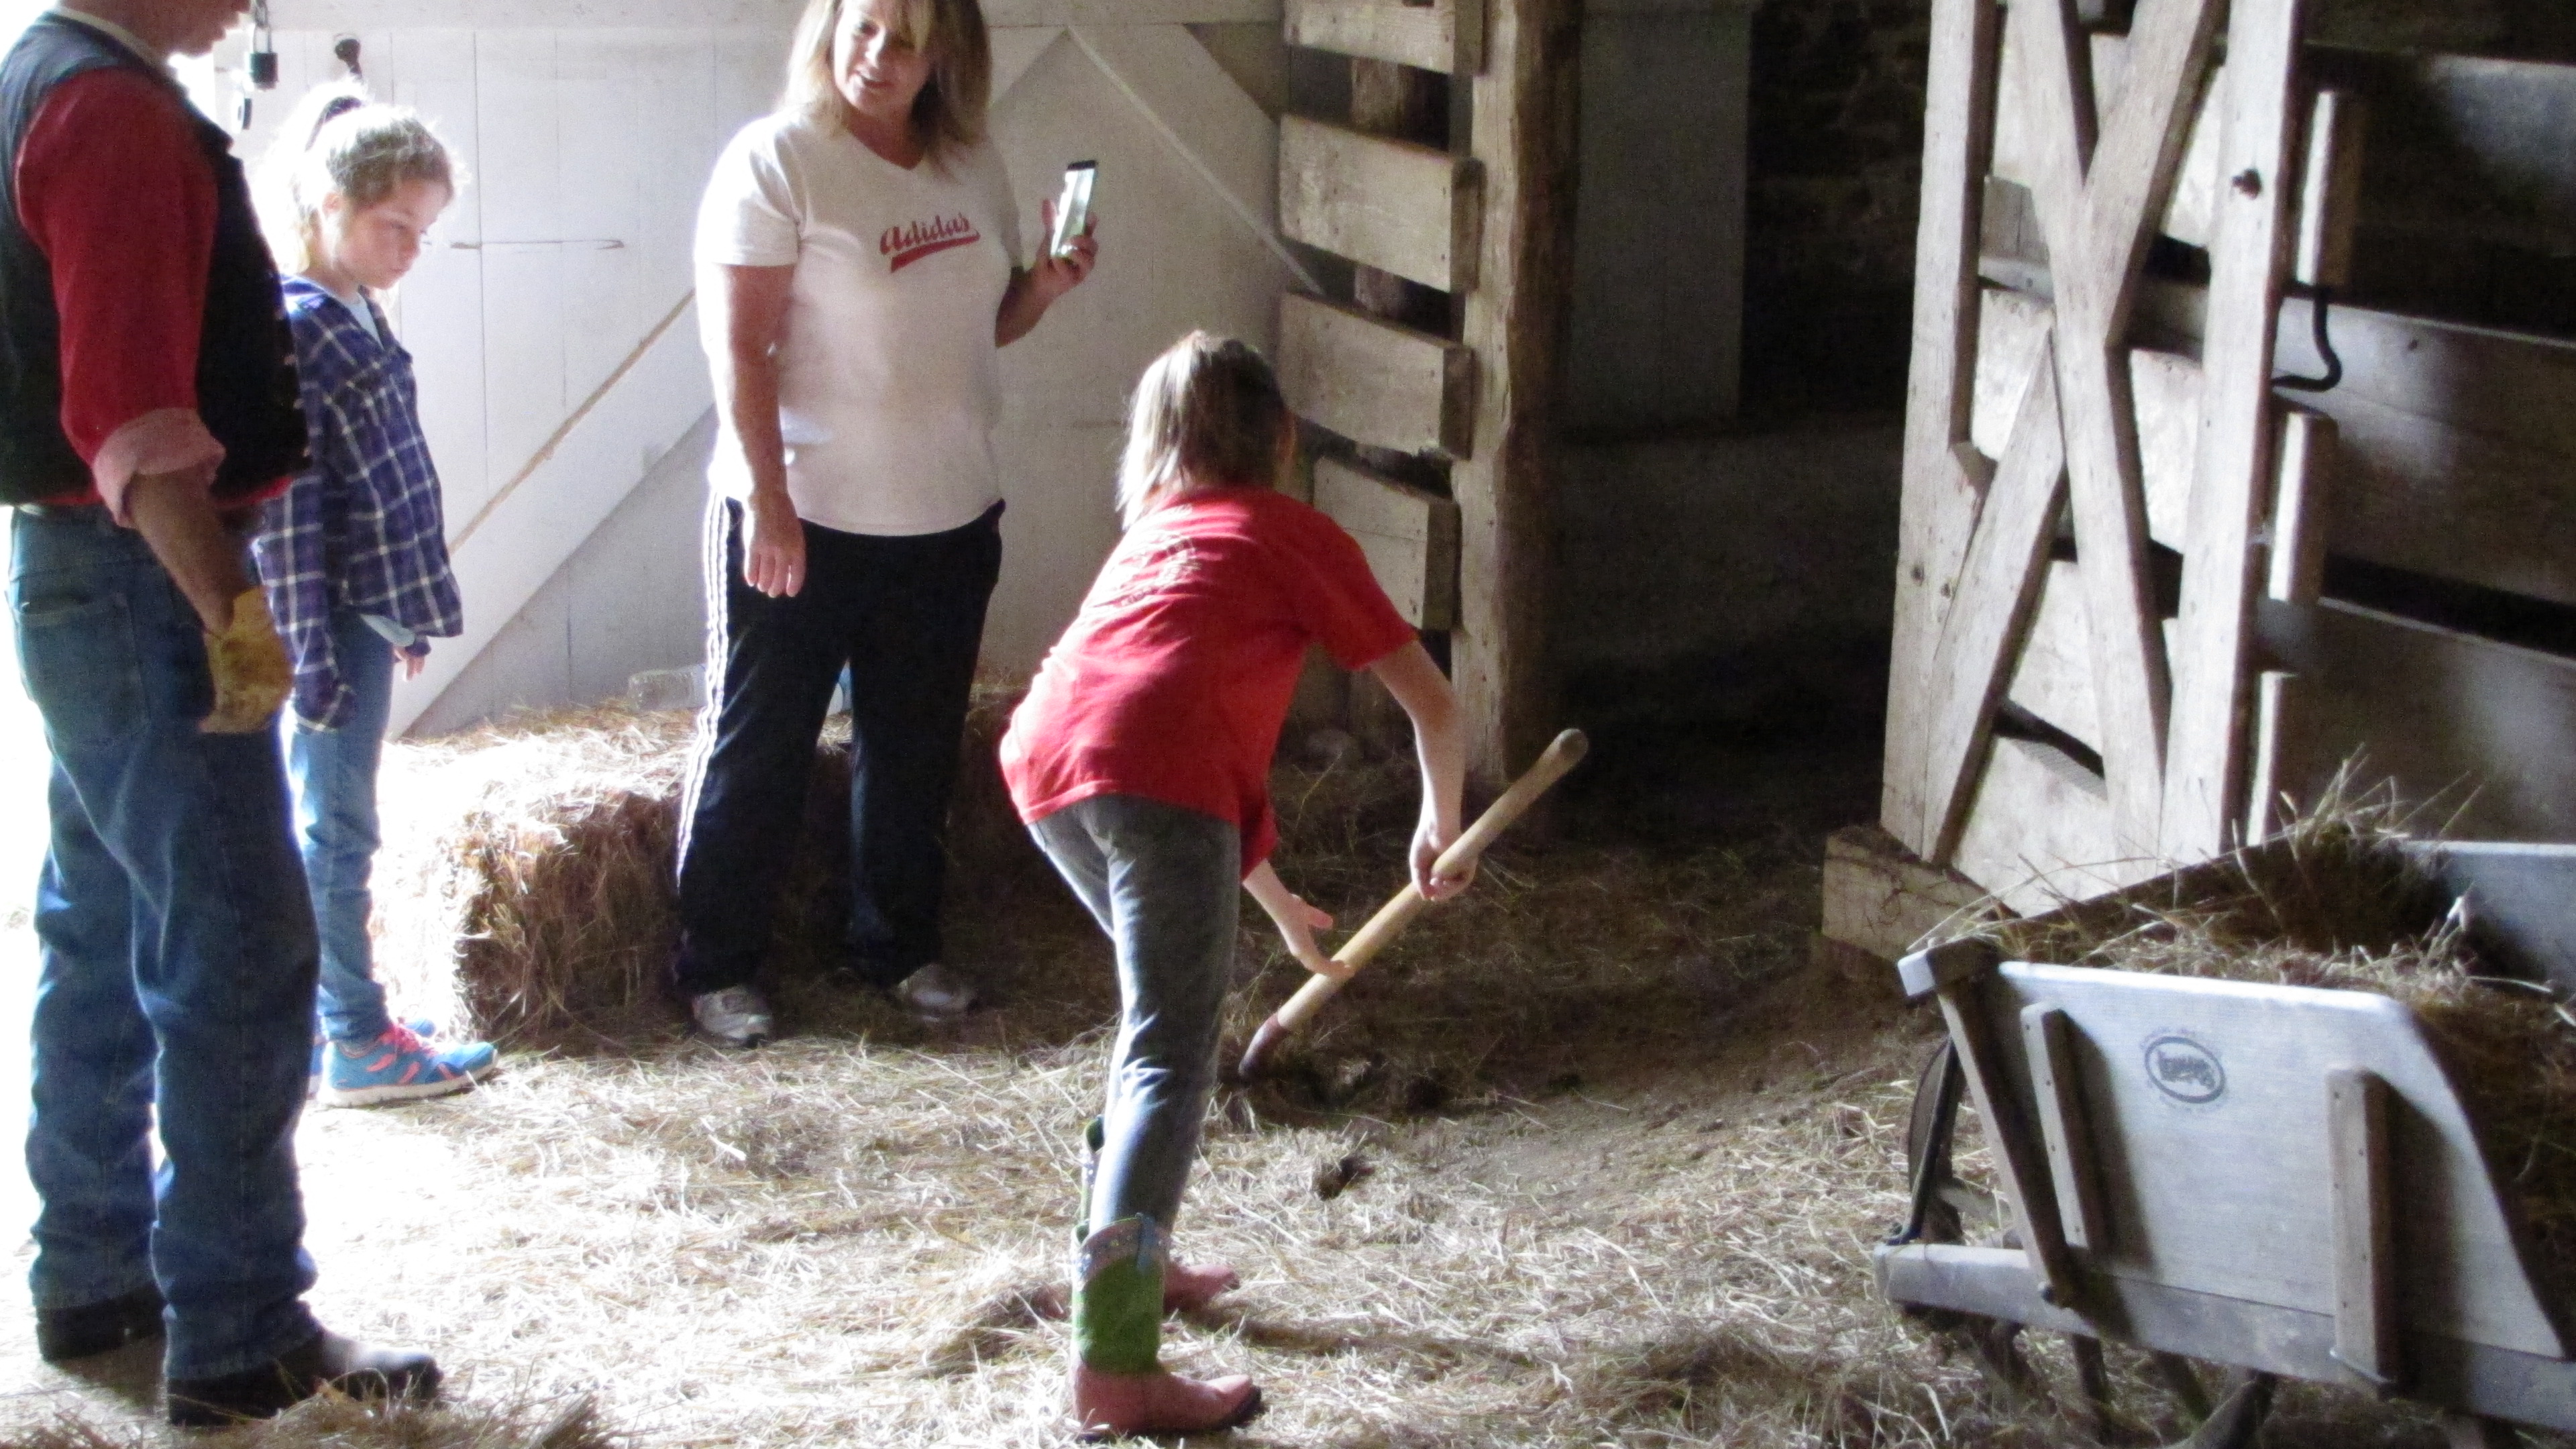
[1979,962,2564,1358]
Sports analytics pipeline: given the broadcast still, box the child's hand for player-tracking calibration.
[1244,861,1346,979]
[1275,893,1346,980]
[1411,818,1476,901]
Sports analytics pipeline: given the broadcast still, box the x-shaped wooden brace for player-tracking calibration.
[1917,0,2222,866]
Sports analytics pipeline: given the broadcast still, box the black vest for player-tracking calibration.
[0,14,305,507]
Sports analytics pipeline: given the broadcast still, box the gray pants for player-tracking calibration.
[1030,795,1239,1236]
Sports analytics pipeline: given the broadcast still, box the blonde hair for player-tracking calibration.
[258,82,458,278]
[1117,332,1294,527]
[780,0,991,165]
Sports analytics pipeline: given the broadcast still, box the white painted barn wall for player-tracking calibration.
[221,0,1293,737]
[409,414,718,739]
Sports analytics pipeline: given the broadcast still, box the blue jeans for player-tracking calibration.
[285,608,395,1044]
[1028,795,1240,1236]
[9,508,321,1380]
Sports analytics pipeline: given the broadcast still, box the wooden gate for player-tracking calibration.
[1882,0,2363,913]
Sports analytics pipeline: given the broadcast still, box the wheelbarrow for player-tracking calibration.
[1877,842,2576,1448]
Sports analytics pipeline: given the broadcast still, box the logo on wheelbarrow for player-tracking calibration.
[2142,1034,2226,1105]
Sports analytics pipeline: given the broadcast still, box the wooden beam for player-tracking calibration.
[1450,0,1579,786]
[2127,347,2199,550]
[2256,598,2576,843]
[1313,455,1461,629]
[2133,280,2576,610]
[2294,89,2367,289]
[1284,0,1481,75]
[2010,0,2221,864]
[2328,1067,2400,1389]
[1994,30,2226,249]
[2161,0,2306,861]
[1821,824,1992,965]
[1279,116,1481,292]
[1883,0,2004,855]
[1279,292,1475,456]
[2006,559,2097,748]
[2023,1004,2106,1252]
[2243,667,2305,843]
[1953,735,2131,915]
[2266,407,2332,605]
[1969,295,2194,551]
[1970,285,2054,462]
[1921,338,2069,863]
[274,0,1284,27]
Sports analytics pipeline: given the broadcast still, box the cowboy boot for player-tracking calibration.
[1058,1120,1236,1316]
[1069,1216,1260,1439]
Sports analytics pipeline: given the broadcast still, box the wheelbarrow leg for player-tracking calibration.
[2069,1334,2118,1442]
[2442,1413,2523,1449]
[2149,1352,2212,1421]
[2163,1373,2273,1449]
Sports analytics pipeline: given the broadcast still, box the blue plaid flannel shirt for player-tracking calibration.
[250,278,464,730]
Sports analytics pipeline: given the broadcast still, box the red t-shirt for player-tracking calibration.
[1001,486,1416,872]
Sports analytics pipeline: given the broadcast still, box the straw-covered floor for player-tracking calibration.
[1,716,2567,1448]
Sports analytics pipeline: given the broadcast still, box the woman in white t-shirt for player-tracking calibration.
[674,0,1095,1048]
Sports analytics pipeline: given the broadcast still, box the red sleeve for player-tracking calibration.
[15,68,215,469]
[1291,507,1417,670]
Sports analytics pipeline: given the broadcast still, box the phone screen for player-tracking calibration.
[1050,160,1097,258]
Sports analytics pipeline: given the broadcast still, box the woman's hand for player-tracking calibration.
[394,643,426,680]
[1244,861,1346,979]
[996,199,1098,344]
[742,489,807,597]
[1033,197,1099,300]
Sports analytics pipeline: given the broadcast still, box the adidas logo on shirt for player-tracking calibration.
[881,213,981,272]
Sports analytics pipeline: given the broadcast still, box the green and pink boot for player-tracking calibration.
[1070,1215,1262,1440]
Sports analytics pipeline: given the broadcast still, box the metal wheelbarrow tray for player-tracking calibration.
[1878,900,2576,1446]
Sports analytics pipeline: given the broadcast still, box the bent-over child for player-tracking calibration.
[1000,331,1472,1438]
[250,85,495,1107]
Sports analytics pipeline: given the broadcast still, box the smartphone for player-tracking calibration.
[1049,160,1096,258]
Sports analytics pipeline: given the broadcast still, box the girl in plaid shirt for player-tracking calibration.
[250,86,494,1107]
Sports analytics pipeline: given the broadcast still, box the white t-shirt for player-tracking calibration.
[695,112,1022,537]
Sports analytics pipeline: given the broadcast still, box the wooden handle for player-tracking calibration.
[1237,729,1589,1078]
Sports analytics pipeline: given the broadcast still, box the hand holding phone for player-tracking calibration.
[1049,160,1096,259]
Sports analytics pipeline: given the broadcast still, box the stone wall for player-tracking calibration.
[1739,0,1933,415]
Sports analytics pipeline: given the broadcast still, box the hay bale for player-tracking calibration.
[374,687,1029,1051]
[1982,799,2576,1287]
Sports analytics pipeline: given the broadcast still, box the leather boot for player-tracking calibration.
[166,1329,439,1427]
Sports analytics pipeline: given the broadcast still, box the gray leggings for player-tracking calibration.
[1030,794,1240,1237]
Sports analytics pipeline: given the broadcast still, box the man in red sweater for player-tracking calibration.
[3,0,437,1422]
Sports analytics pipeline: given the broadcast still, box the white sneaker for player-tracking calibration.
[893,963,977,1020]
[690,985,773,1047]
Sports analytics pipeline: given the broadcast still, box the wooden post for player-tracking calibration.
[1882,0,2002,855]
[2159,0,2308,858]
[1452,0,1579,786]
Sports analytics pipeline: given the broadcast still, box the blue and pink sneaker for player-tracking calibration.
[319,1022,498,1108]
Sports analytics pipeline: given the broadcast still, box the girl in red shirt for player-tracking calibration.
[1001,332,1472,1437]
